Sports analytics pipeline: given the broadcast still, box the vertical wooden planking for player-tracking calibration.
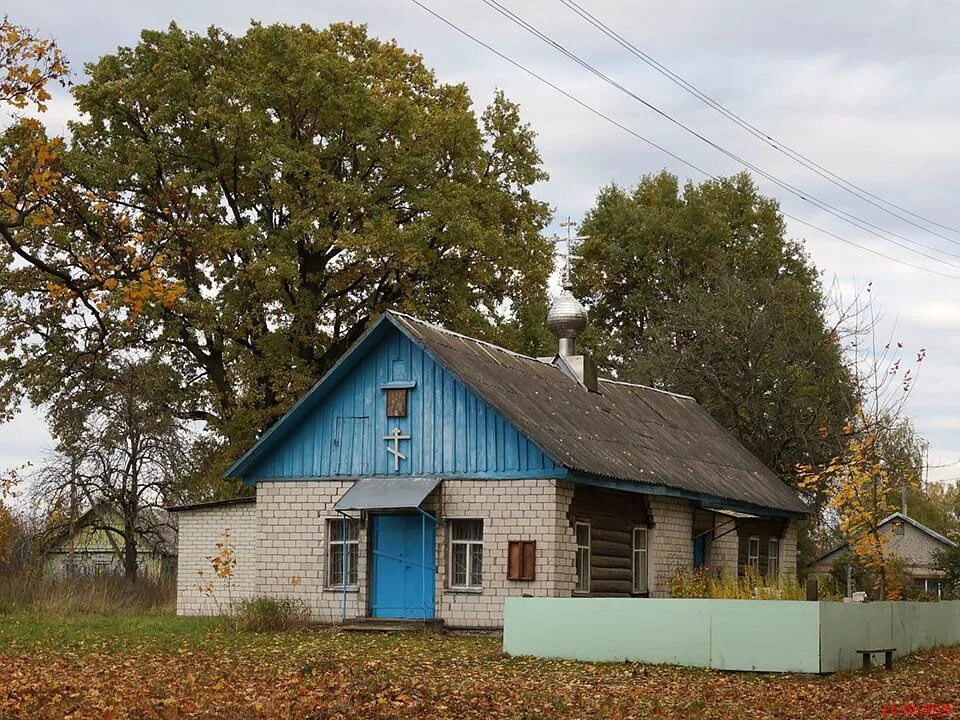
[243,325,559,481]
[476,394,486,473]
[373,338,388,475]
[505,418,519,471]
[466,391,476,473]
[412,341,423,475]
[434,365,453,472]
[453,382,467,472]
[422,352,435,475]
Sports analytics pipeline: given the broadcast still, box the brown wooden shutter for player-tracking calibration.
[507,540,536,581]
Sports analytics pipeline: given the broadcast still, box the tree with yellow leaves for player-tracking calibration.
[799,286,926,599]
[0,19,184,430]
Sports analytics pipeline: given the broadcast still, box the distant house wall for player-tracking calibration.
[815,519,950,580]
[43,514,176,581]
[45,550,171,579]
[887,522,949,576]
[176,502,258,616]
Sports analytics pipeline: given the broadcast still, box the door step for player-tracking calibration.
[340,618,445,633]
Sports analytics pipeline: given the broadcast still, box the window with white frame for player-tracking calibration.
[768,538,780,577]
[450,519,483,589]
[327,517,360,587]
[747,536,760,571]
[575,522,591,593]
[632,526,649,594]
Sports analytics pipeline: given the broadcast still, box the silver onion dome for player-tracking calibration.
[547,283,588,355]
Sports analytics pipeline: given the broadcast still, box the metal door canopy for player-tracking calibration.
[333,477,440,512]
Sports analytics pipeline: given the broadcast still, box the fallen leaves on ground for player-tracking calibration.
[0,628,957,719]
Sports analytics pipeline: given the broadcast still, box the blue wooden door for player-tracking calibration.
[370,514,436,619]
[693,534,707,567]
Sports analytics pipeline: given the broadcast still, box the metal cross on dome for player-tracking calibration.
[554,217,587,286]
[383,426,410,472]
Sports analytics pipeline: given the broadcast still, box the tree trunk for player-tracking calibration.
[123,516,138,587]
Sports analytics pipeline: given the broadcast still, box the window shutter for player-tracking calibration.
[507,540,536,581]
[521,541,536,580]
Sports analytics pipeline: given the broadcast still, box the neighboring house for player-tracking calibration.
[173,286,809,627]
[813,512,957,597]
[43,504,177,580]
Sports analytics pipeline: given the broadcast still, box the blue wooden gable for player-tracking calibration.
[228,314,561,483]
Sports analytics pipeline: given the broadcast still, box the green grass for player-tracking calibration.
[0,610,231,652]
[0,608,501,659]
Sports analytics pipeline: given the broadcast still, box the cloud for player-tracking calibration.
[4,0,960,473]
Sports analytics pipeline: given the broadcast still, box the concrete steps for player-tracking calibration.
[340,618,445,633]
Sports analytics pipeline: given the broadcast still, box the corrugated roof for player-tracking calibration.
[392,312,808,515]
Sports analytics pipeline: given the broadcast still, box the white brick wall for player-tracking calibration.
[647,497,694,597]
[176,481,802,624]
[780,518,799,579]
[256,480,367,623]
[710,517,739,576]
[435,479,575,628]
[176,502,258,616]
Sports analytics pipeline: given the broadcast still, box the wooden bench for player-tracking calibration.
[856,648,896,672]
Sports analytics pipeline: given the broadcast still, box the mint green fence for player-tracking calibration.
[820,601,960,672]
[503,598,960,673]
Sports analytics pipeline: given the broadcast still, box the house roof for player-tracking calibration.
[815,511,958,563]
[42,503,177,555]
[391,313,807,515]
[226,311,809,516]
[167,496,257,513]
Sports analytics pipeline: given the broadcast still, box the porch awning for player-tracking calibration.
[332,477,440,512]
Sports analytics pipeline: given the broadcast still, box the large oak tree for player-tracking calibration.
[1,22,553,476]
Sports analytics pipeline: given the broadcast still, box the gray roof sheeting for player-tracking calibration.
[393,313,808,515]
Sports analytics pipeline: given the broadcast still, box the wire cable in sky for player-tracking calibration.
[406,0,960,280]
[558,0,960,244]
[478,0,960,270]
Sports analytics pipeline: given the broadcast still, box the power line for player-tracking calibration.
[406,0,960,280]
[558,0,960,244]
[478,0,960,270]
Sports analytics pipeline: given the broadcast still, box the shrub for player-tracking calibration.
[233,596,311,632]
[668,566,804,600]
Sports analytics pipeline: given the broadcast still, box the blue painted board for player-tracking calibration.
[244,325,559,481]
[370,514,435,619]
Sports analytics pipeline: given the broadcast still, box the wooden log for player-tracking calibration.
[589,579,633,595]
[590,540,631,558]
[591,527,633,545]
[592,554,632,570]
[591,566,631,581]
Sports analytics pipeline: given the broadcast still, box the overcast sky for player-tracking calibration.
[4,0,960,484]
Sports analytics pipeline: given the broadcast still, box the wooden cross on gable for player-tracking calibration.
[383,426,410,472]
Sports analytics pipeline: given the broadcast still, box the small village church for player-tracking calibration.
[173,284,809,627]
